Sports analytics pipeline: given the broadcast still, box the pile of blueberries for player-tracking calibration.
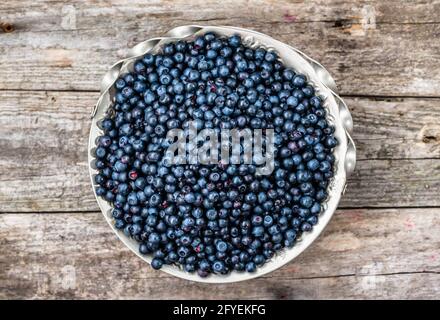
[93,33,338,276]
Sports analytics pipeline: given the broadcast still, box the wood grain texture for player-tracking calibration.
[1,91,440,212]
[2,0,439,29]
[343,159,440,208]
[1,1,440,95]
[1,0,440,300]
[1,208,439,299]
[0,91,95,212]
[350,96,440,160]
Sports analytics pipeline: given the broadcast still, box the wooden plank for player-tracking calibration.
[2,0,439,30]
[351,96,440,160]
[2,272,438,299]
[1,1,440,95]
[1,91,440,212]
[343,159,440,208]
[0,90,96,212]
[1,209,439,299]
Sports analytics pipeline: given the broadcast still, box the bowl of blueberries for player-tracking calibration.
[89,25,356,283]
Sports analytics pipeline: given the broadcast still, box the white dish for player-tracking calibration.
[89,25,356,283]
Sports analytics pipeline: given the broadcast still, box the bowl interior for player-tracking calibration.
[88,25,349,283]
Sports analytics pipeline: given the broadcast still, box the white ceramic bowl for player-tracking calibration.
[89,25,356,283]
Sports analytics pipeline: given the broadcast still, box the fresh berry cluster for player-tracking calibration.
[93,33,337,276]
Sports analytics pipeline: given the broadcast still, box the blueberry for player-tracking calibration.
[300,196,314,209]
[228,35,241,47]
[245,262,256,272]
[121,86,134,99]
[219,65,230,77]
[95,147,106,159]
[206,49,217,59]
[297,170,312,183]
[182,217,195,229]
[265,52,277,62]
[160,74,172,85]
[260,216,273,227]
[319,160,331,173]
[292,74,306,87]
[285,229,297,241]
[245,193,257,204]
[142,53,154,65]
[134,61,146,74]
[301,222,312,232]
[307,159,320,171]
[307,215,318,225]
[104,191,115,202]
[209,172,220,182]
[147,232,160,245]
[275,169,286,181]
[114,219,125,229]
[115,78,126,90]
[310,96,322,107]
[286,96,299,107]
[310,202,321,215]
[216,241,228,252]
[119,123,133,136]
[316,189,327,201]
[324,136,338,148]
[252,226,265,238]
[188,69,200,81]
[151,258,163,270]
[134,177,146,190]
[213,260,226,273]
[96,186,106,197]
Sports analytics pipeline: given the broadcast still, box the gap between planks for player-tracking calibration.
[2,206,440,214]
[1,88,440,99]
[3,18,440,34]
[1,208,439,299]
[268,270,440,282]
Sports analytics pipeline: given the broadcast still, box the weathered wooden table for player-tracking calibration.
[1,0,439,299]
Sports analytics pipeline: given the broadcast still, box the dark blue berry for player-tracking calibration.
[212,260,225,273]
[307,159,320,171]
[293,74,306,87]
[228,35,241,47]
[216,241,228,253]
[151,258,163,270]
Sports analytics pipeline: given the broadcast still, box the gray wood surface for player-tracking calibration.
[0,0,439,299]
[1,209,439,299]
[1,1,440,96]
[1,91,439,212]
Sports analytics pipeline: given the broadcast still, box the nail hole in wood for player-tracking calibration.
[422,135,438,143]
[1,22,14,33]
